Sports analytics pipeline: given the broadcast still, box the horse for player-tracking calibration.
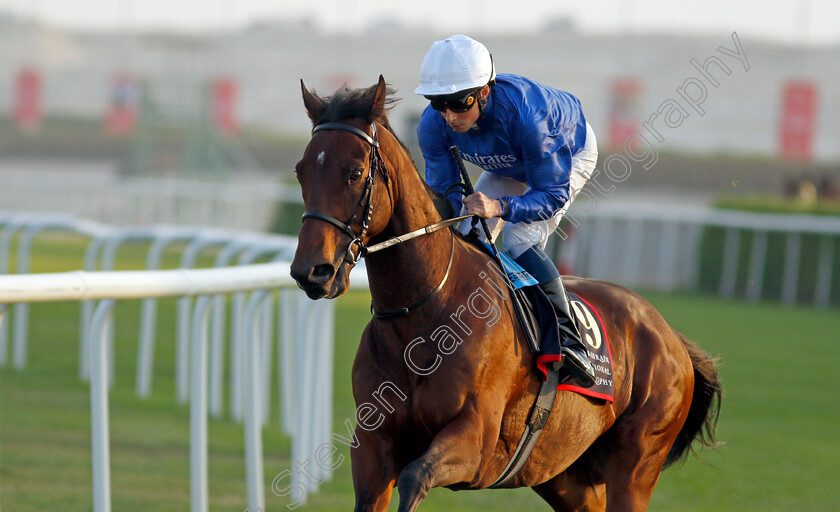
[290,76,721,512]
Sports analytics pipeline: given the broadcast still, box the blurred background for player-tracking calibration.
[1,3,838,190]
[1,2,838,192]
[1,3,839,512]
[1,0,838,306]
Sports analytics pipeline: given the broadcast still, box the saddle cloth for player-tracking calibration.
[536,291,615,402]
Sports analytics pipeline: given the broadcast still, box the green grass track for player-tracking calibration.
[1,238,838,510]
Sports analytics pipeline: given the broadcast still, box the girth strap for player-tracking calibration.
[488,367,560,488]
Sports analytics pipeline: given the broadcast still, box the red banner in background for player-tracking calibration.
[211,77,238,135]
[779,81,818,160]
[14,68,42,130]
[607,78,642,149]
[104,73,141,135]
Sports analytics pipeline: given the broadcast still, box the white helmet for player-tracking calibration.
[414,35,495,96]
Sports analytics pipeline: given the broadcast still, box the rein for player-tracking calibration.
[365,214,472,255]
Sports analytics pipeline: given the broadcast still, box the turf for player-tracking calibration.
[1,239,839,511]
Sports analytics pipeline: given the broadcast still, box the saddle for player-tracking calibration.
[473,240,553,348]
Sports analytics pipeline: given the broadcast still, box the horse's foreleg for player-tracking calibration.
[395,410,485,512]
[351,429,398,512]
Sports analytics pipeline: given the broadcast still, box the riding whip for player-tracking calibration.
[448,145,539,354]
[448,146,499,253]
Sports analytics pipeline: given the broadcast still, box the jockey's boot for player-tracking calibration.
[514,245,596,388]
[539,277,597,388]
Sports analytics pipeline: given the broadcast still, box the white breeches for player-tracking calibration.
[458,122,598,258]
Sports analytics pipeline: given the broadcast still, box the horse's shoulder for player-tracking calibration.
[352,320,411,388]
[452,235,499,275]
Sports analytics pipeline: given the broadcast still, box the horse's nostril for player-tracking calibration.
[289,262,308,284]
[311,263,336,284]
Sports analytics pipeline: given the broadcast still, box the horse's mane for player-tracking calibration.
[312,83,400,134]
[311,82,456,220]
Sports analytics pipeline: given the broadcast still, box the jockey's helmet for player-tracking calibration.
[415,35,495,96]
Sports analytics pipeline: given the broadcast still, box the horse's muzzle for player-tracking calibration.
[289,260,337,299]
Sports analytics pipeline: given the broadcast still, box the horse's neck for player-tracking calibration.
[365,143,453,312]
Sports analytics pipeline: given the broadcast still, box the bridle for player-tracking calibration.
[300,120,471,318]
[301,121,384,266]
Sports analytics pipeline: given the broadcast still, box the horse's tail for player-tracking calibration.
[664,333,722,468]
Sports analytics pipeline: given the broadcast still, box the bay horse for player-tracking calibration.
[290,76,721,512]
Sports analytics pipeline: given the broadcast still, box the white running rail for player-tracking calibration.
[0,260,368,512]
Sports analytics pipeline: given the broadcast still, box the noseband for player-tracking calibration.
[301,122,385,265]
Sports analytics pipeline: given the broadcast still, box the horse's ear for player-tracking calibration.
[301,79,326,123]
[372,75,388,114]
[362,75,390,122]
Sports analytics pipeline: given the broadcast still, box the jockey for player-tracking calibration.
[415,34,597,387]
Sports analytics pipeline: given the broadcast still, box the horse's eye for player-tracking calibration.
[349,169,364,182]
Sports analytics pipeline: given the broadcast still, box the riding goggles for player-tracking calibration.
[425,88,481,113]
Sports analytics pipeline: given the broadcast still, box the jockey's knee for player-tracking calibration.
[502,224,546,258]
